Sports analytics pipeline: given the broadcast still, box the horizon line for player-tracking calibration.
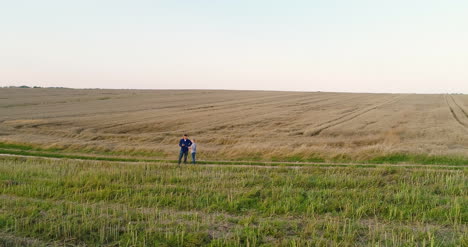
[1,84,465,95]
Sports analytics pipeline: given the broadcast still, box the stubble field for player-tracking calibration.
[0,156,466,246]
[0,88,467,164]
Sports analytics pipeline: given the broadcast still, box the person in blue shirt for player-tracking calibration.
[178,134,192,165]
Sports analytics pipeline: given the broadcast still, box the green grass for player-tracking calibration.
[0,156,466,246]
[0,148,158,163]
[2,141,467,166]
[367,153,468,165]
[0,148,466,172]
[267,153,468,166]
[0,142,167,158]
[271,154,325,163]
[0,142,36,151]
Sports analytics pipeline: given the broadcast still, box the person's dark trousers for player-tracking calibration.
[178,150,188,165]
[191,152,196,164]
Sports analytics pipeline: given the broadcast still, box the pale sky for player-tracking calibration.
[1,0,467,93]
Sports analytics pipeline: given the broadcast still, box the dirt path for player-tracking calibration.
[445,94,468,128]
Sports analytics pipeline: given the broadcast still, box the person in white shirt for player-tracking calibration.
[190,139,197,164]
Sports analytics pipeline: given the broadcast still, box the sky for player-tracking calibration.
[1,0,467,93]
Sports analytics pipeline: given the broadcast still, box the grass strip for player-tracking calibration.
[1,141,468,166]
[0,148,465,170]
[0,158,466,246]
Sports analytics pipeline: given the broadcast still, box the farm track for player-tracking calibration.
[283,94,379,131]
[450,95,468,118]
[307,95,404,136]
[445,94,468,128]
[0,153,464,170]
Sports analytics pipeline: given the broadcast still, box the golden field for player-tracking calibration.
[0,88,467,162]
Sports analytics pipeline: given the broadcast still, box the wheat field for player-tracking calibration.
[0,88,467,163]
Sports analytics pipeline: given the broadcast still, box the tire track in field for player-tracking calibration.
[306,95,404,136]
[445,95,468,128]
[450,95,468,118]
[309,95,398,130]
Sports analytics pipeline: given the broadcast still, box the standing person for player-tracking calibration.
[190,139,197,164]
[178,134,192,165]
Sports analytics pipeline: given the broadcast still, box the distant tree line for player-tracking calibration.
[1,85,69,89]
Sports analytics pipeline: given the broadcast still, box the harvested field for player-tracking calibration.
[0,88,467,163]
[0,156,466,246]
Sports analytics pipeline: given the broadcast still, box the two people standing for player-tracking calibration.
[178,134,197,165]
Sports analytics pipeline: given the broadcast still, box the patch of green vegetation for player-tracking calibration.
[78,148,168,158]
[233,152,265,162]
[0,148,164,163]
[0,142,36,151]
[0,147,466,171]
[0,157,466,246]
[270,152,468,166]
[0,142,468,165]
[367,153,468,166]
[250,151,468,166]
[0,142,64,152]
[271,154,325,163]
[0,141,167,159]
